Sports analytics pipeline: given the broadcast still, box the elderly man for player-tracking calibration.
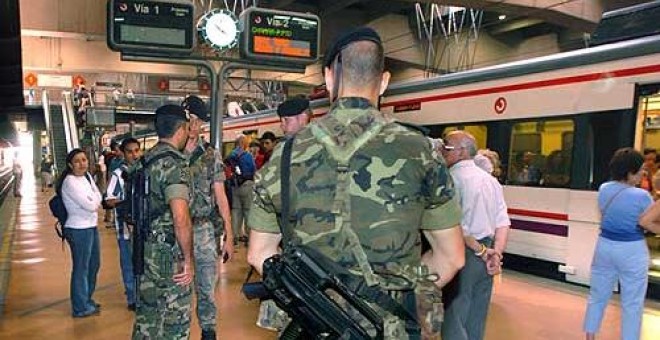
[439,131,510,340]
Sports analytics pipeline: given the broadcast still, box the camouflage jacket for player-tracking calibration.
[144,141,190,238]
[188,142,225,220]
[249,97,461,278]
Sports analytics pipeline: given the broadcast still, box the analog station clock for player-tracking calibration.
[198,9,240,50]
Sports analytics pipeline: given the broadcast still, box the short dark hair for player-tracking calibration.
[341,41,385,88]
[120,137,140,152]
[110,140,120,151]
[609,147,644,181]
[155,114,187,138]
[643,148,656,156]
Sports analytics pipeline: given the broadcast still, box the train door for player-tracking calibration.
[635,84,660,296]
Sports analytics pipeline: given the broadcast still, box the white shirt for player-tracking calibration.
[62,174,102,229]
[449,159,510,240]
[106,167,125,201]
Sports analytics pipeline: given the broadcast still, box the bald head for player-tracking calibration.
[442,131,478,167]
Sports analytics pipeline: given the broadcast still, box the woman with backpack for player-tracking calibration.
[56,148,102,318]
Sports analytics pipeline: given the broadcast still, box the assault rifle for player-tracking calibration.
[262,245,385,339]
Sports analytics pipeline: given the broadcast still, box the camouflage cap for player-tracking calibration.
[277,97,310,118]
[323,27,383,68]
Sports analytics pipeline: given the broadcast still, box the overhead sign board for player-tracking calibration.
[107,0,194,54]
[240,7,320,65]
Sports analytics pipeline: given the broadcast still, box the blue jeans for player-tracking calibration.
[63,227,101,316]
[583,237,649,340]
[115,215,136,305]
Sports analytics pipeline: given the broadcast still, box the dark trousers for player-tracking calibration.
[441,243,494,340]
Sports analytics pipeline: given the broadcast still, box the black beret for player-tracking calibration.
[323,27,383,68]
[181,95,209,122]
[155,104,189,124]
[277,97,310,118]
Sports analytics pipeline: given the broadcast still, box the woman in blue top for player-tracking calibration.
[584,148,654,340]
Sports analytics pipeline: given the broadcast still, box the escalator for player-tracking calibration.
[42,91,79,175]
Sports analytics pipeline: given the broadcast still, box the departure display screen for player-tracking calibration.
[108,0,194,54]
[120,25,187,46]
[240,8,320,65]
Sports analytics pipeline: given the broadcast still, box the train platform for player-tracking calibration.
[0,171,658,339]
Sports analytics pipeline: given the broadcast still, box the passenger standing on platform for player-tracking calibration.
[227,135,256,245]
[255,131,276,169]
[439,132,510,340]
[12,153,22,197]
[104,138,141,311]
[182,95,233,340]
[584,148,654,340]
[57,148,102,318]
[132,105,194,339]
[40,155,54,192]
[247,27,465,339]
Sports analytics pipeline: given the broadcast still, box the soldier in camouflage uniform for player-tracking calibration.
[247,27,466,339]
[182,96,233,340]
[132,105,194,340]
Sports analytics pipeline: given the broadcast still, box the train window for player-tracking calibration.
[443,125,488,149]
[507,120,574,187]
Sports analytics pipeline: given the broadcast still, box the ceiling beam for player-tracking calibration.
[320,0,364,17]
[487,17,545,35]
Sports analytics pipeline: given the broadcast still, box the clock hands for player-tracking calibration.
[213,23,227,35]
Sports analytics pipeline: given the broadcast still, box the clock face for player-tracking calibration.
[198,10,239,50]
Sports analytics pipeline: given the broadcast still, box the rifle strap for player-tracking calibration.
[311,118,421,331]
[310,118,386,287]
[279,136,296,243]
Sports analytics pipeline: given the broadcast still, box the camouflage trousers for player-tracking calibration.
[193,219,218,332]
[132,240,192,340]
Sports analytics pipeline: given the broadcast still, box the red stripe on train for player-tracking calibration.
[507,208,568,221]
[381,64,660,108]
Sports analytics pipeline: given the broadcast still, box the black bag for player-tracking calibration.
[48,194,67,240]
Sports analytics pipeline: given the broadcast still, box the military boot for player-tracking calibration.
[201,330,216,340]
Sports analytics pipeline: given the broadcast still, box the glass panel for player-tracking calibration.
[507,120,574,187]
[639,92,660,282]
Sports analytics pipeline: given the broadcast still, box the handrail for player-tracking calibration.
[61,91,79,151]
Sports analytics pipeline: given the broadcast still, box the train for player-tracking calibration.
[221,32,660,293]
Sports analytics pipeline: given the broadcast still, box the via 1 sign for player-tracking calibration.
[107,0,194,54]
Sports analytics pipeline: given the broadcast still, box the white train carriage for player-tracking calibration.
[223,33,660,294]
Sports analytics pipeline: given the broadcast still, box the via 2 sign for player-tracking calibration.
[494,97,507,114]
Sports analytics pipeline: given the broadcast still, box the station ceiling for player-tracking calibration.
[258,0,650,48]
